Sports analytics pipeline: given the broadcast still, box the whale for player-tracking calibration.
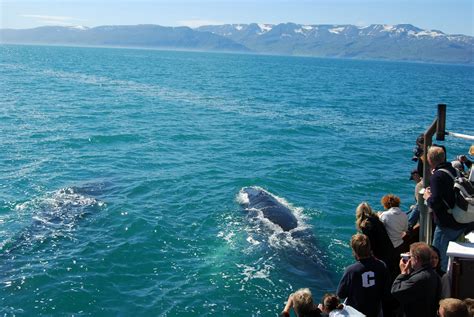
[237,186,336,291]
[239,186,298,231]
[1,182,108,256]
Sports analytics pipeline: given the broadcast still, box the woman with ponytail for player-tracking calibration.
[319,294,364,317]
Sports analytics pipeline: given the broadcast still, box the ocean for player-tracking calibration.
[1,44,473,316]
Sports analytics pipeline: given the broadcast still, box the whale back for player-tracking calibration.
[241,187,298,231]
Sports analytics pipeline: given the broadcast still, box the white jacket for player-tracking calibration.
[379,207,408,248]
[329,304,366,317]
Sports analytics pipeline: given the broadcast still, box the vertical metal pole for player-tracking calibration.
[437,104,447,141]
[419,104,447,244]
[419,130,433,244]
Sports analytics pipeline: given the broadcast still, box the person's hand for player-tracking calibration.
[399,257,412,275]
[423,187,431,201]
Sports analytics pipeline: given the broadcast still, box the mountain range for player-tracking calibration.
[1,23,473,64]
[0,25,249,52]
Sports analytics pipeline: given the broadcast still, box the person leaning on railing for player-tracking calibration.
[318,293,364,317]
[280,288,322,317]
[422,146,467,271]
[378,194,409,254]
[355,202,399,279]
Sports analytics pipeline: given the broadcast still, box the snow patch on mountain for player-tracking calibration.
[415,30,444,38]
[293,25,314,36]
[257,23,273,34]
[329,26,345,34]
[69,25,89,31]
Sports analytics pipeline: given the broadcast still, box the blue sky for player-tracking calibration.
[1,0,473,36]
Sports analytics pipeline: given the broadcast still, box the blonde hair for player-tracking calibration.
[428,146,446,167]
[381,194,401,209]
[439,298,469,317]
[463,298,474,317]
[292,288,314,316]
[351,233,372,259]
[355,202,378,231]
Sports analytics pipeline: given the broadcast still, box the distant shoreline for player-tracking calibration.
[1,42,473,67]
[1,23,472,65]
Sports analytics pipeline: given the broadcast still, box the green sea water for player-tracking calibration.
[1,44,473,316]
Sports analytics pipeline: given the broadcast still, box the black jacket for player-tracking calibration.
[391,265,441,317]
[361,216,398,275]
[337,257,391,317]
[427,162,464,229]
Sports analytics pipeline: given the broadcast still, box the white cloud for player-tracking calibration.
[20,14,85,26]
[177,19,224,28]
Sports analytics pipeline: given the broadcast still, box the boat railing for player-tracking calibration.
[419,103,474,244]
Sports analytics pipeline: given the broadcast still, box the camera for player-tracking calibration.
[412,146,423,162]
[400,252,411,263]
[412,133,424,162]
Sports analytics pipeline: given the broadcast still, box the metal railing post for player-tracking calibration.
[437,104,447,141]
[419,104,446,244]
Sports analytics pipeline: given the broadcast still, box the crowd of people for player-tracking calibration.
[280,236,473,317]
[280,141,474,317]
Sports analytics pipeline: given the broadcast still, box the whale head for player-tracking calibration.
[242,187,262,200]
[238,186,263,208]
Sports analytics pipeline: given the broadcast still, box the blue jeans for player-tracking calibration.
[407,204,420,228]
[432,225,465,271]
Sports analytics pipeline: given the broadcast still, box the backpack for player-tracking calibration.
[439,168,474,224]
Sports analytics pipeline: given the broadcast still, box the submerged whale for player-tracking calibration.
[239,186,298,231]
[1,182,107,256]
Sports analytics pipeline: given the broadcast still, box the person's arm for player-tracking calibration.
[402,212,409,232]
[280,294,293,317]
[426,173,449,211]
[391,274,417,303]
[383,263,392,300]
[391,260,419,303]
[336,270,350,300]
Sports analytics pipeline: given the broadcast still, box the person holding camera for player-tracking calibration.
[412,133,425,177]
[391,242,441,317]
